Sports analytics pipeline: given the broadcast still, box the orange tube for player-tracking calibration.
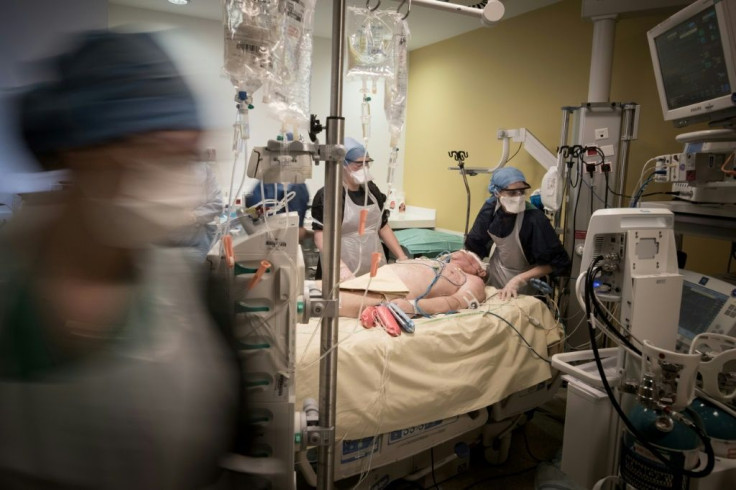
[248,260,271,290]
[223,234,235,269]
[358,209,368,236]
[370,252,381,277]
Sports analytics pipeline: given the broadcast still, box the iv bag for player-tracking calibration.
[384,14,410,149]
[262,0,316,129]
[223,0,278,95]
[346,7,395,80]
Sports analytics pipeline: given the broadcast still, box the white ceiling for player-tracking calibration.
[109,0,562,50]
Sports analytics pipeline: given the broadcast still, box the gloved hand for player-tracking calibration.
[339,261,355,281]
[498,275,527,301]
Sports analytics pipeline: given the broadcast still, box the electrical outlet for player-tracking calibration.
[595,128,609,140]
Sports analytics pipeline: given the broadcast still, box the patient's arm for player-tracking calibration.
[337,289,385,318]
[393,276,487,316]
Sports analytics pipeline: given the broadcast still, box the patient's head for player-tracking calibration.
[448,250,487,278]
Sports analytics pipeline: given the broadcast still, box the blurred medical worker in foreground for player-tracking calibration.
[165,160,224,259]
[0,31,239,489]
[465,167,570,300]
[311,137,408,280]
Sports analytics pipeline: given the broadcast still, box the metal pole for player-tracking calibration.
[392,0,483,18]
[555,108,573,234]
[317,0,346,488]
[615,103,637,207]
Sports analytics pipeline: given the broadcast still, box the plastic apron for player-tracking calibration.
[487,206,534,295]
[340,187,386,277]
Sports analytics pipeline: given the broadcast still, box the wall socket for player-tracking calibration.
[594,128,609,140]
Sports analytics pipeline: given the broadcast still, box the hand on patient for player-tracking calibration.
[498,275,527,301]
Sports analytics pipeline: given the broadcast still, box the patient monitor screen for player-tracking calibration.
[654,5,731,111]
[678,280,729,340]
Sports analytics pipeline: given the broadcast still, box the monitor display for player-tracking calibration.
[678,280,729,340]
[648,0,736,126]
[654,6,730,111]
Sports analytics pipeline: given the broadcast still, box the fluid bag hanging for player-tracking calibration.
[223,0,279,95]
[262,0,316,130]
[346,7,395,81]
[384,14,409,148]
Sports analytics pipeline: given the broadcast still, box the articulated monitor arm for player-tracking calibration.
[497,128,565,212]
[496,128,556,170]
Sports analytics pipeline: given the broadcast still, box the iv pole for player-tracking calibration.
[317,0,346,488]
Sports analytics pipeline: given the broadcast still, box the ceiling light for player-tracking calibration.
[168,0,190,5]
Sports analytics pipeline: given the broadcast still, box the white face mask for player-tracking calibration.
[499,195,526,214]
[77,157,201,248]
[349,167,373,185]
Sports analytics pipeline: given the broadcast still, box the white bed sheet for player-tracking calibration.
[295,287,562,440]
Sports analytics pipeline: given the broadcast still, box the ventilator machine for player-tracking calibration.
[553,208,736,490]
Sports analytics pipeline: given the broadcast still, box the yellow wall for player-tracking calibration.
[404,0,731,276]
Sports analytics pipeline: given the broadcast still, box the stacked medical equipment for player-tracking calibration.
[216,209,305,489]
[219,2,320,486]
[650,130,736,204]
[646,0,736,203]
[553,208,736,490]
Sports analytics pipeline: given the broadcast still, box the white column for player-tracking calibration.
[587,15,617,103]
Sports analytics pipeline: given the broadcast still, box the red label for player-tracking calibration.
[574,230,587,240]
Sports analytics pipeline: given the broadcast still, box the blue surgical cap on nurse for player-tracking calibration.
[344,137,367,165]
[488,167,530,195]
[19,31,200,163]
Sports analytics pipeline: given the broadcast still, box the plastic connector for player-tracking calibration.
[586,163,597,173]
[601,163,611,173]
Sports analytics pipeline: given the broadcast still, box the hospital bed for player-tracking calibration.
[295,287,563,488]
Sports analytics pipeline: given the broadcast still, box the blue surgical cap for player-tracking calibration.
[344,137,366,165]
[20,31,201,158]
[488,167,530,195]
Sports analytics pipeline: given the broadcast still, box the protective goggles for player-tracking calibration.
[498,187,529,197]
[347,158,373,169]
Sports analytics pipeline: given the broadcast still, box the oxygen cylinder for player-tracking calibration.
[620,404,701,490]
[689,398,736,460]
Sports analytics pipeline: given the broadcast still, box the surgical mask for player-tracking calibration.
[349,166,373,184]
[77,157,200,248]
[499,195,526,214]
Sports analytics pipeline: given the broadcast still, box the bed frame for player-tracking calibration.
[298,350,563,489]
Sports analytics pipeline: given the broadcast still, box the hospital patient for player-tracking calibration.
[329,250,488,318]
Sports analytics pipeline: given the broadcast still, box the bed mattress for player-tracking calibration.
[295,288,562,440]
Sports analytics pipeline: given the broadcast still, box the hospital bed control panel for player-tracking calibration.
[677,269,736,352]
